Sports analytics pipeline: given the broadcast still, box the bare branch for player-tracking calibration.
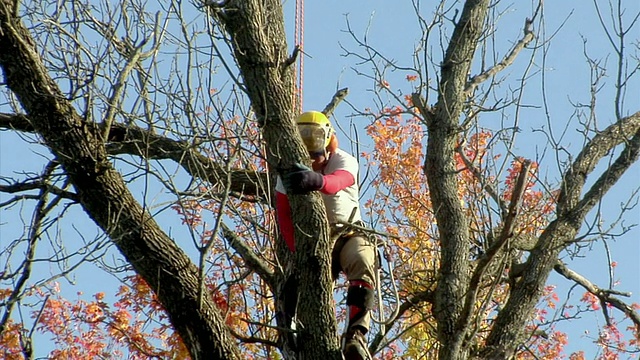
[559,111,640,216]
[554,261,640,331]
[460,160,531,340]
[0,178,78,202]
[370,290,434,355]
[220,223,276,289]
[455,143,507,216]
[228,321,280,347]
[102,44,147,141]
[0,162,59,339]
[0,113,270,199]
[465,18,536,97]
[321,87,349,118]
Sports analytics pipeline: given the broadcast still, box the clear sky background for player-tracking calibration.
[1,0,639,358]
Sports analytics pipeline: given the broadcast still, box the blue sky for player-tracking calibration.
[1,0,639,357]
[291,0,640,356]
[291,1,640,358]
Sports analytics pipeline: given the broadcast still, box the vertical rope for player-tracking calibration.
[298,0,304,112]
[294,0,304,113]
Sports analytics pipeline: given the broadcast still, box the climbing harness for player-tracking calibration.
[333,209,401,337]
[335,220,400,333]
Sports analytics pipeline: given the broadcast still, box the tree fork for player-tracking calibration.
[0,2,241,358]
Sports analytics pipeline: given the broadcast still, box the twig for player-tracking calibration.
[554,261,640,330]
[227,323,279,347]
[0,163,56,336]
[464,18,535,97]
[0,180,78,202]
[322,87,349,118]
[369,289,434,354]
[221,223,275,287]
[455,142,507,216]
[460,159,532,340]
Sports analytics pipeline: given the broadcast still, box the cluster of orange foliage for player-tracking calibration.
[1,276,188,359]
[359,98,637,358]
[1,96,638,359]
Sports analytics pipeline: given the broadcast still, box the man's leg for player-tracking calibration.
[339,235,377,359]
[282,275,298,350]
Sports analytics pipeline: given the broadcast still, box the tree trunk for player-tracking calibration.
[425,0,490,358]
[213,1,342,358]
[0,2,240,359]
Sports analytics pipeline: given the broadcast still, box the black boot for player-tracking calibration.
[342,327,370,360]
[342,280,374,360]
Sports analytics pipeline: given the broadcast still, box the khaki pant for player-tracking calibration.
[332,233,377,331]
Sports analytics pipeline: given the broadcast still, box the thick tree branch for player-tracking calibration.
[572,115,640,219]
[0,3,241,358]
[426,1,490,358]
[482,113,640,358]
[558,112,640,215]
[0,113,270,199]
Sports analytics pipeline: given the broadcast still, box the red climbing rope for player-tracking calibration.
[294,0,304,113]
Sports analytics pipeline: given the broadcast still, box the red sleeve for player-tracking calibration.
[320,170,355,195]
[275,191,295,252]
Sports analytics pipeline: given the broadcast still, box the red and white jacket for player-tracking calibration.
[275,148,362,252]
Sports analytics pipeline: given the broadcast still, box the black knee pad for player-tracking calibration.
[346,284,375,310]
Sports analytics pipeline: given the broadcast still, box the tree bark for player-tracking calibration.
[481,114,640,358]
[0,2,241,359]
[425,1,490,359]
[212,2,342,358]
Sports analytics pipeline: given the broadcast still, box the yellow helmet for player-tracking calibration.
[295,111,333,154]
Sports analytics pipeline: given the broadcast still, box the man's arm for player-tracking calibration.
[320,170,355,195]
[275,177,296,252]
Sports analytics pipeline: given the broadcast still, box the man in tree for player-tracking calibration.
[276,111,376,360]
